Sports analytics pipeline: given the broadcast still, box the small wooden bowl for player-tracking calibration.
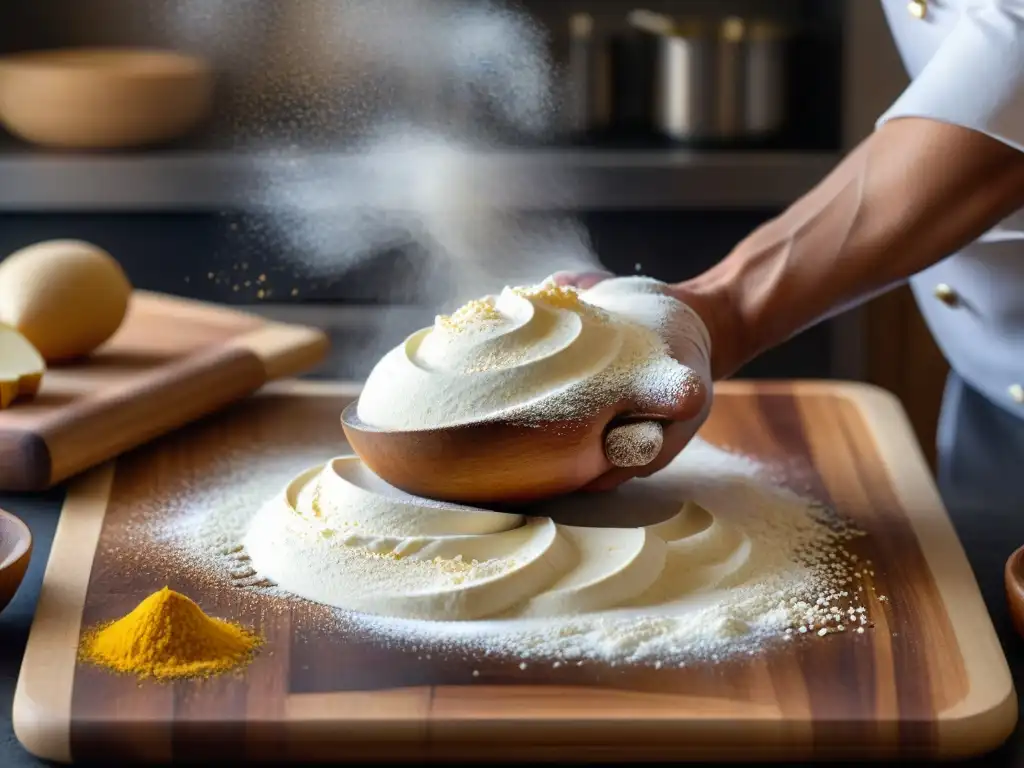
[0,508,32,613]
[341,401,621,505]
[1005,544,1024,639]
[0,48,213,150]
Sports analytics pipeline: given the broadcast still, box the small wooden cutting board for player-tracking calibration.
[0,290,328,492]
[11,380,1018,763]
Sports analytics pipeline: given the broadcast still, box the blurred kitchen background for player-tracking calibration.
[0,0,947,465]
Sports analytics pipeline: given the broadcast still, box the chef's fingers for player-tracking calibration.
[632,382,710,478]
[549,269,614,290]
[584,381,708,492]
[634,372,709,423]
[583,419,701,492]
[635,420,700,478]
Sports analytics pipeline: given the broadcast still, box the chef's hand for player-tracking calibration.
[551,270,714,491]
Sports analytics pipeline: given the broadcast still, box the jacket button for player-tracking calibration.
[933,283,959,307]
[1010,384,1024,404]
[908,0,927,19]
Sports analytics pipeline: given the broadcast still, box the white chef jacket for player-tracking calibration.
[878,0,1024,417]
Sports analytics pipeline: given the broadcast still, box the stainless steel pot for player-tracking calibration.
[569,11,792,144]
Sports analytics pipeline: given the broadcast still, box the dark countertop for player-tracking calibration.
[1,454,1023,766]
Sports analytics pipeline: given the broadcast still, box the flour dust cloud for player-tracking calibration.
[158,0,602,314]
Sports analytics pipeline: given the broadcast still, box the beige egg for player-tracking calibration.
[0,240,132,362]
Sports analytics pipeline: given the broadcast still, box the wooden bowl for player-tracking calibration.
[0,48,213,149]
[341,400,625,505]
[0,508,31,613]
[1005,544,1024,639]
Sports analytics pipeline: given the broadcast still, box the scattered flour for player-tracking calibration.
[136,435,876,667]
[123,441,331,590]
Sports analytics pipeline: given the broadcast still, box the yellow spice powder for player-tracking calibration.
[78,587,261,681]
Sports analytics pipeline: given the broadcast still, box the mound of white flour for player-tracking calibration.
[235,438,869,664]
[355,277,708,431]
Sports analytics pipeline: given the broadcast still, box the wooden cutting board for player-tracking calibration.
[0,290,328,492]
[12,380,1017,763]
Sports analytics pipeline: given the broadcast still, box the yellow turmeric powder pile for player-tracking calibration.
[78,587,261,681]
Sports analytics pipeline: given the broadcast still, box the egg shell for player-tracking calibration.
[0,240,132,362]
[0,321,46,409]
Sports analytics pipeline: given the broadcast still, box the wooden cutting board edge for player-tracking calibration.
[0,294,331,492]
[727,379,1018,757]
[825,381,1017,756]
[10,379,1018,763]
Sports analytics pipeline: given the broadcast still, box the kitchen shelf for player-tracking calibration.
[0,148,838,212]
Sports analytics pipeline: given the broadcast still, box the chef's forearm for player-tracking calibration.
[675,117,1024,380]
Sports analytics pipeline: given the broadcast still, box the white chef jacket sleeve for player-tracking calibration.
[877,0,1024,153]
